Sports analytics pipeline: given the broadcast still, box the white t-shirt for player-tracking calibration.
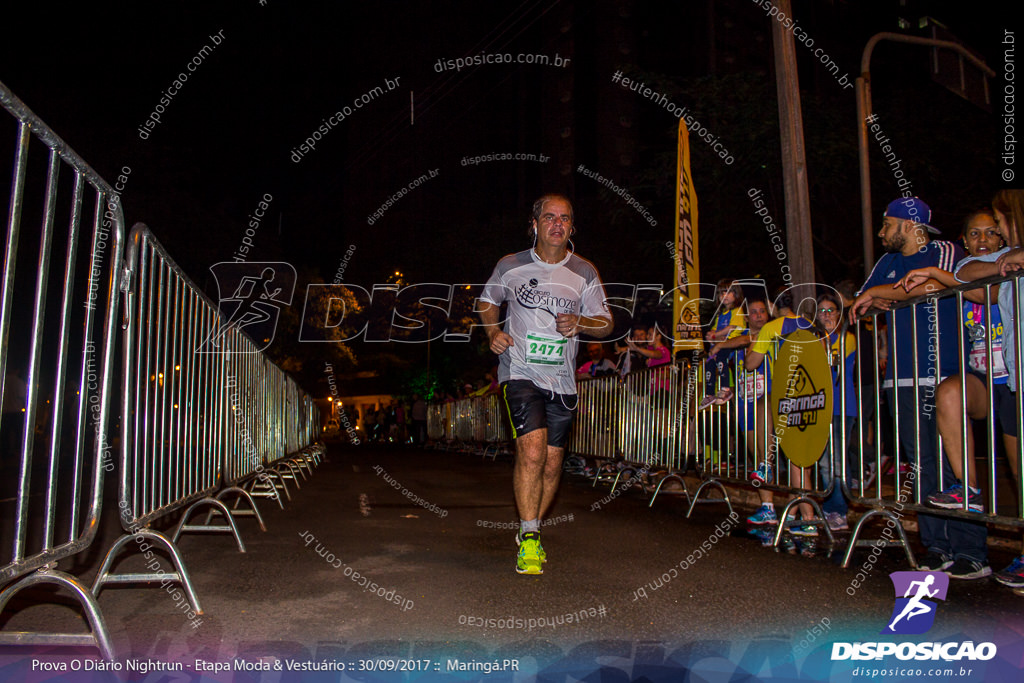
[481,249,611,395]
[955,247,1024,391]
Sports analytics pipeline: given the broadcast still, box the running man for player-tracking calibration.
[479,194,612,575]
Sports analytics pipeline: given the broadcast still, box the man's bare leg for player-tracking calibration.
[513,429,548,522]
[538,445,565,519]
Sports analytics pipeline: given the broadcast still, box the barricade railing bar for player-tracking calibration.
[92,224,323,609]
[0,78,126,659]
[426,394,510,456]
[427,402,449,441]
[1,79,322,659]
[118,225,222,529]
[837,272,1024,566]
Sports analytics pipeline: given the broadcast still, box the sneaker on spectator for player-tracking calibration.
[825,511,849,531]
[747,505,777,525]
[994,555,1024,588]
[945,558,992,580]
[712,387,733,405]
[750,463,773,484]
[917,551,953,572]
[697,394,718,410]
[863,455,891,489]
[926,483,983,512]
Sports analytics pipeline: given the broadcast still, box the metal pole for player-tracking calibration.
[857,32,996,278]
[771,0,815,308]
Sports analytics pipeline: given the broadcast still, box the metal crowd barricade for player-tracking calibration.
[90,224,323,617]
[0,80,125,658]
[425,393,510,456]
[426,402,449,441]
[569,361,709,502]
[482,392,511,455]
[840,272,1024,567]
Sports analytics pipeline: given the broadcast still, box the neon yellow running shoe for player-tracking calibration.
[516,532,543,575]
[515,529,546,562]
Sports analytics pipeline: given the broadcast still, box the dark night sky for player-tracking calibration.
[2,0,1018,389]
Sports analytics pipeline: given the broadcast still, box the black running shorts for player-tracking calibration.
[993,382,1019,438]
[966,372,1018,438]
[501,380,577,448]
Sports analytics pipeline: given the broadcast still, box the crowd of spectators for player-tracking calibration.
[690,193,1024,589]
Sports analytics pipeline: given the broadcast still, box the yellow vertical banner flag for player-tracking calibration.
[673,118,701,350]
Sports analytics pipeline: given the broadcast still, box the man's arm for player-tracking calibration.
[557,313,612,339]
[478,300,514,354]
[850,283,936,322]
[574,277,615,339]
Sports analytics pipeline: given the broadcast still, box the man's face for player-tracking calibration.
[964,214,1003,257]
[587,344,602,360]
[631,328,647,343]
[533,198,573,249]
[878,217,907,252]
[747,302,769,331]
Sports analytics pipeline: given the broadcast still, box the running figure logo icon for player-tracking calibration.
[881,571,949,635]
[200,262,296,353]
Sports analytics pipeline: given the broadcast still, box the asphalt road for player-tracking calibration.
[2,442,1023,681]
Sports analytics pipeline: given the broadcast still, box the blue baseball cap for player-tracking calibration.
[883,197,940,235]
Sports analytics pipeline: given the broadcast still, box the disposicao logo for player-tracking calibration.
[831,571,997,662]
[883,571,947,635]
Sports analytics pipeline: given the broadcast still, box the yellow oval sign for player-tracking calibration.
[769,328,833,468]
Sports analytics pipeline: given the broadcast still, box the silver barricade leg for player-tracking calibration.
[92,528,203,614]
